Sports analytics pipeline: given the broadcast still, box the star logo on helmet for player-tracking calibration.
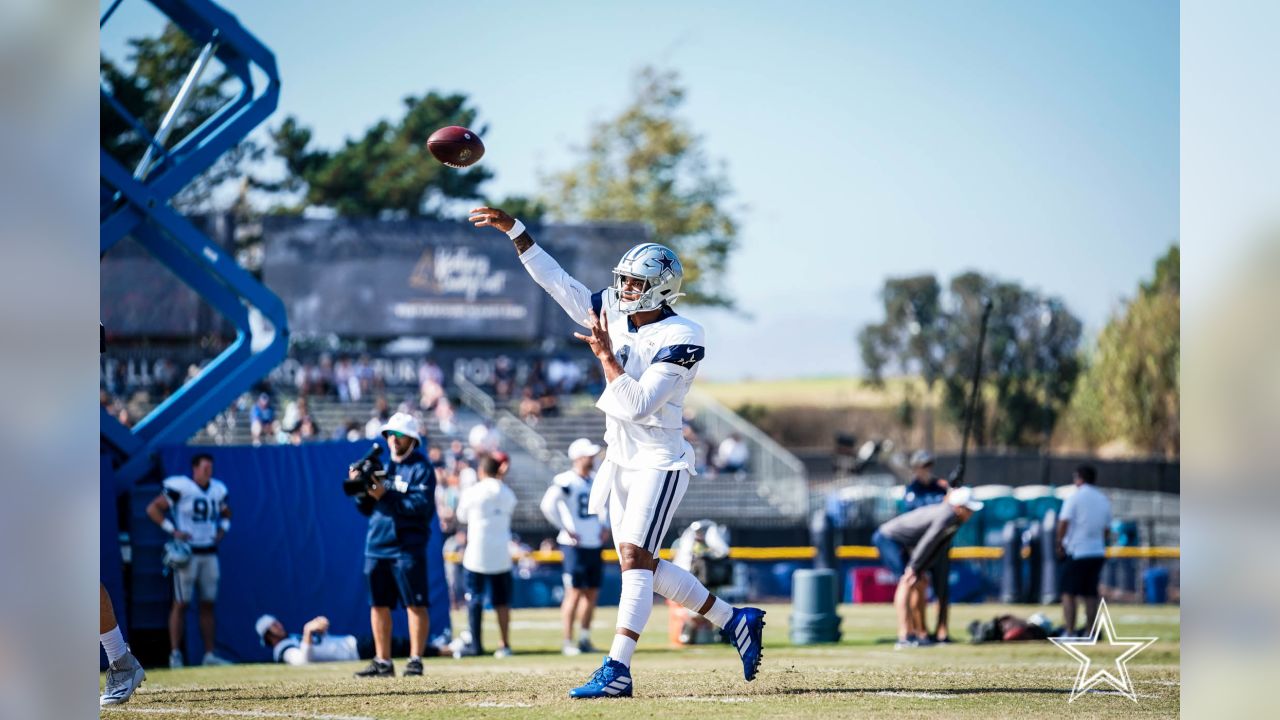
[656,254,676,273]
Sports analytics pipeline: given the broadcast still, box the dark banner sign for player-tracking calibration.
[100,217,228,338]
[262,217,642,342]
[101,213,644,343]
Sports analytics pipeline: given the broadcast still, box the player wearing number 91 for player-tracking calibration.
[540,437,609,656]
[471,206,765,700]
[146,453,233,667]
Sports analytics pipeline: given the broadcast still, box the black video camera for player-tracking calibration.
[345,443,386,499]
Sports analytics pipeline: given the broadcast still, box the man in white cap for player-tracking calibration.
[541,438,608,655]
[874,487,983,648]
[348,412,435,678]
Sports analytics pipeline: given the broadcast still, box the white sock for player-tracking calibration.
[100,626,127,664]
[611,568,653,666]
[579,628,591,643]
[609,634,638,667]
[654,559,734,629]
[409,655,421,662]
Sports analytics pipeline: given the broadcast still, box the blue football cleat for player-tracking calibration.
[722,607,766,681]
[569,656,633,699]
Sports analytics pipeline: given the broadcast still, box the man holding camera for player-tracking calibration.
[349,412,436,678]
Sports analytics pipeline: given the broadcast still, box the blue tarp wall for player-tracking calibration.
[147,441,451,662]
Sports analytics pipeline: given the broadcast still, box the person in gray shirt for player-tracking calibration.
[874,488,984,648]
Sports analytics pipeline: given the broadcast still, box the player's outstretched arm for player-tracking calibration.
[470,206,597,328]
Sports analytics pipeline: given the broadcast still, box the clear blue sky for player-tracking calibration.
[103,0,1179,380]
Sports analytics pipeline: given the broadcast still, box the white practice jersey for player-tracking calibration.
[457,478,518,574]
[162,475,228,549]
[540,470,607,548]
[521,244,702,475]
[274,633,360,665]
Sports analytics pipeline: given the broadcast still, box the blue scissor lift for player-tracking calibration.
[100,0,288,638]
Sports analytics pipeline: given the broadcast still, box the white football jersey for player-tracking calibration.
[275,633,361,665]
[521,244,701,473]
[163,475,228,549]
[540,470,607,548]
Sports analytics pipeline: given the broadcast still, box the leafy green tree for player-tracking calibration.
[1068,245,1179,455]
[269,93,493,218]
[545,67,741,308]
[860,272,1082,448]
[100,23,264,211]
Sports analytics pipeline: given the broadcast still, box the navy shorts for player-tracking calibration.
[464,568,513,608]
[560,545,604,590]
[365,550,430,609]
[872,529,908,579]
[1061,556,1106,597]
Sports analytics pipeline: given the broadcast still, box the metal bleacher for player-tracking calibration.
[454,372,811,532]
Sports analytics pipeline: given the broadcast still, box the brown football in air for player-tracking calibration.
[427,126,484,168]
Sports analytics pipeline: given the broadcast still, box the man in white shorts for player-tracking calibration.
[541,437,609,655]
[470,207,765,699]
[146,452,232,667]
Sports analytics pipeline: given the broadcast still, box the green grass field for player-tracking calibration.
[102,602,1179,719]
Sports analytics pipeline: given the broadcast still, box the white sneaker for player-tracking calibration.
[562,642,582,656]
[169,650,183,668]
[100,651,145,707]
[493,647,512,658]
[202,652,232,666]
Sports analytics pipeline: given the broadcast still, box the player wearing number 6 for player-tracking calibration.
[471,207,765,699]
[541,438,609,656]
[145,453,233,667]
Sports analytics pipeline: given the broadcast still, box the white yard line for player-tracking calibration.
[875,691,954,700]
[669,697,755,703]
[466,702,535,708]
[106,708,376,720]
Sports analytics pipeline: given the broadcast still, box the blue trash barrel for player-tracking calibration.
[1144,567,1170,603]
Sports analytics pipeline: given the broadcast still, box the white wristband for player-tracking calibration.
[219,518,231,532]
[505,219,526,240]
[161,519,175,534]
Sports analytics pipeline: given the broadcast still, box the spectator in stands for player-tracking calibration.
[493,355,514,400]
[366,396,392,440]
[1057,464,1113,636]
[683,422,711,474]
[435,395,458,435]
[873,488,983,649]
[349,412,435,678]
[469,420,501,456]
[255,614,413,665]
[335,358,354,403]
[519,387,542,425]
[454,452,518,658]
[420,375,445,412]
[418,357,444,389]
[455,456,478,491]
[282,396,315,436]
[902,450,953,642]
[583,365,605,397]
[714,433,750,475]
[287,416,321,445]
[250,393,275,446]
